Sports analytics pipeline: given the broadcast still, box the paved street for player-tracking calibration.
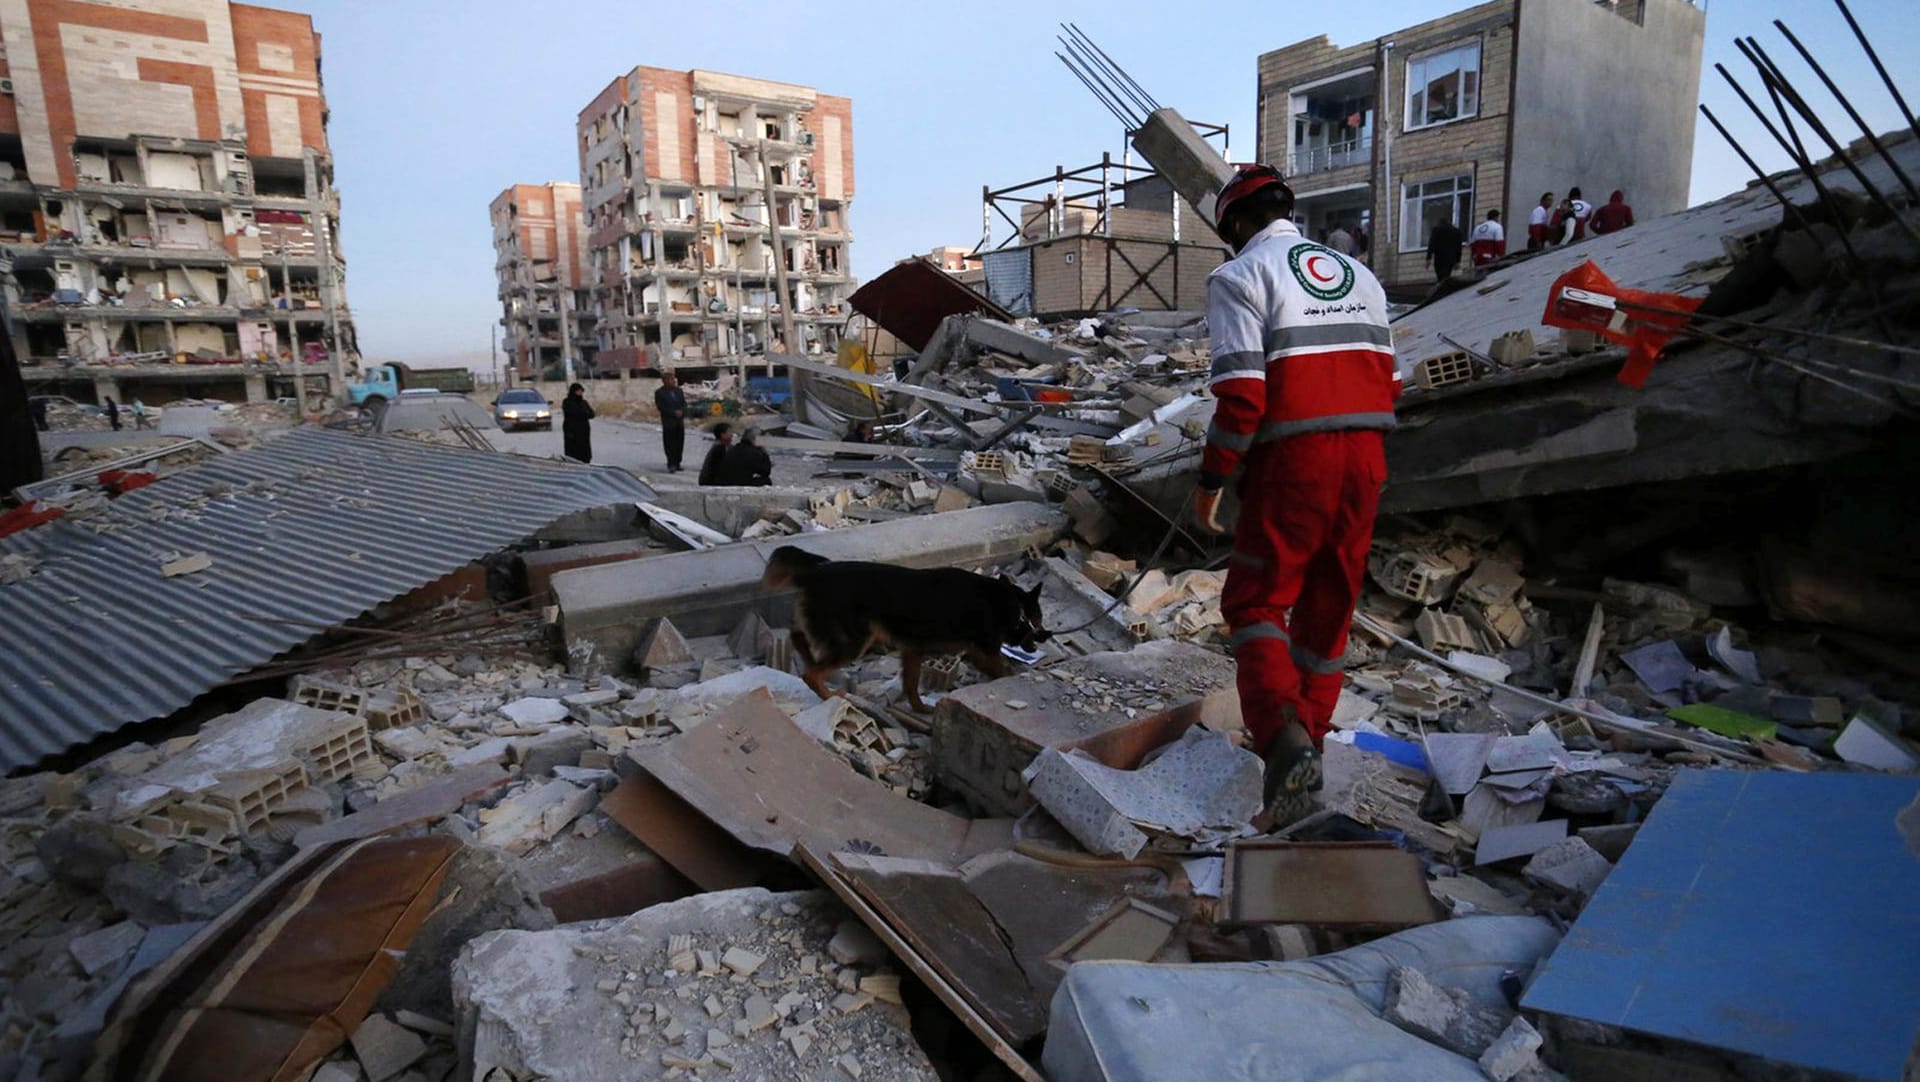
[487,417,826,489]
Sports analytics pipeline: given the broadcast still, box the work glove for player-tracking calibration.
[1193,484,1225,534]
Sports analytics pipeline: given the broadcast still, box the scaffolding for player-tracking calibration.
[975,122,1229,315]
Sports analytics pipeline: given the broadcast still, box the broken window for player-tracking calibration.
[1401,174,1474,251]
[1405,43,1480,130]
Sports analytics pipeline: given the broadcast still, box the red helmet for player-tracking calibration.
[1214,163,1292,228]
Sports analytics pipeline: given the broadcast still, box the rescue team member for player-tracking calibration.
[1469,209,1506,266]
[1528,192,1555,249]
[1193,164,1398,825]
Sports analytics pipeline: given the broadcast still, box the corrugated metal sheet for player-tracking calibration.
[0,428,653,773]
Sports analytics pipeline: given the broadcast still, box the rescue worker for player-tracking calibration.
[1567,187,1594,242]
[1469,209,1506,266]
[1591,190,1635,235]
[1193,164,1398,825]
[1528,192,1555,250]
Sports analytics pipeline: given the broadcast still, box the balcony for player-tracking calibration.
[1290,136,1373,177]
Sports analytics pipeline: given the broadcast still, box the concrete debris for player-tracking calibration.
[1023,727,1261,858]
[454,888,937,1081]
[351,1012,430,1082]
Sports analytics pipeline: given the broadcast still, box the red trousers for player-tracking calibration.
[1221,430,1386,752]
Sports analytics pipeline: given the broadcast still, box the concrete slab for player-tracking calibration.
[554,503,1066,666]
[931,640,1237,817]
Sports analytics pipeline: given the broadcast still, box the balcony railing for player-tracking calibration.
[1290,137,1373,176]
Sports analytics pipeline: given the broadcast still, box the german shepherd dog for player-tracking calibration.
[762,546,1049,712]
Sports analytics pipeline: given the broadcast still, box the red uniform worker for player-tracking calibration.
[1193,165,1399,824]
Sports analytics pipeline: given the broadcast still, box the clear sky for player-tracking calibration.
[292,0,1915,368]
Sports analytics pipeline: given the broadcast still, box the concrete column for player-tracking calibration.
[90,374,119,405]
[243,372,268,403]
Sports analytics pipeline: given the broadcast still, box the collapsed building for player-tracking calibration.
[489,182,596,381]
[3,8,1919,1082]
[577,66,857,375]
[0,0,358,407]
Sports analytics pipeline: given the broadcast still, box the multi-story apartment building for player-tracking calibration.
[1256,0,1704,293]
[576,66,854,373]
[490,181,594,380]
[0,0,355,406]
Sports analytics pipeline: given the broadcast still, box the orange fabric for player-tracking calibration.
[1542,260,1703,389]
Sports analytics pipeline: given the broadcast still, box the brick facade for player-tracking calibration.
[492,181,596,378]
[574,65,855,373]
[0,0,355,397]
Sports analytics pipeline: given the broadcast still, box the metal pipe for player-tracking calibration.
[1833,0,1919,139]
[1773,19,1919,202]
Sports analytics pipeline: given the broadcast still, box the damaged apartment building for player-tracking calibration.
[577,66,854,374]
[0,0,355,406]
[490,182,596,380]
[1257,0,1705,294]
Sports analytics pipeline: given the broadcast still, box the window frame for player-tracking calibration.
[1403,41,1483,131]
[1399,173,1476,253]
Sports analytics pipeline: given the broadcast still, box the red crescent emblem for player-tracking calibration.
[1305,254,1334,283]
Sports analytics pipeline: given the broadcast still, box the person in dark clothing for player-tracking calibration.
[1591,190,1635,235]
[30,397,48,432]
[653,370,687,472]
[1426,220,1464,285]
[561,382,594,463]
[717,428,773,486]
[698,422,734,486]
[102,396,121,431]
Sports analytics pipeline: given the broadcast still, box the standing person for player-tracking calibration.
[131,398,151,430]
[1567,187,1594,241]
[1527,192,1555,249]
[102,396,121,431]
[1326,224,1356,255]
[653,370,687,472]
[1554,198,1577,244]
[1469,210,1506,266]
[1426,218,1464,286]
[1351,223,1369,257]
[1192,164,1398,825]
[1591,190,1635,235]
[561,382,594,463]
[718,427,773,486]
[698,422,734,486]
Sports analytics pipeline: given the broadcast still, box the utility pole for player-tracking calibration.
[490,323,500,389]
[557,281,574,384]
[305,148,348,404]
[758,139,800,360]
[277,243,309,411]
[757,139,806,415]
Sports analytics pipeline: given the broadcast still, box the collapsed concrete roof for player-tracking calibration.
[0,428,653,773]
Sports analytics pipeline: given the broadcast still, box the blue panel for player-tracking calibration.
[1523,769,1920,1081]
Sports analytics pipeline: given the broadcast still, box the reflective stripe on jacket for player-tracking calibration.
[1202,220,1398,480]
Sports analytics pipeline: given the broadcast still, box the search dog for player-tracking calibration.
[762,546,1048,712]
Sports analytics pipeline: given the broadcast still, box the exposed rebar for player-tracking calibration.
[1833,0,1919,139]
[1054,24,1163,131]
[1773,18,1919,202]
